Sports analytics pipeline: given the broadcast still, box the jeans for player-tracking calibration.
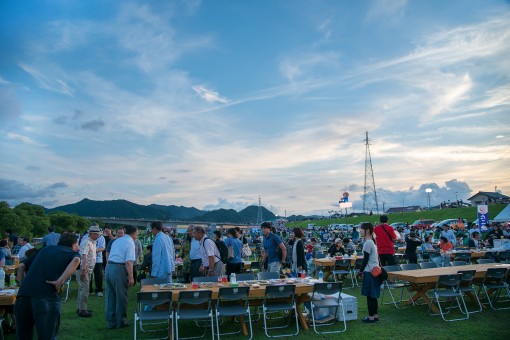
[267,261,281,273]
[14,296,60,340]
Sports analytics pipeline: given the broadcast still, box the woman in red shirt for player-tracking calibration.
[439,236,453,253]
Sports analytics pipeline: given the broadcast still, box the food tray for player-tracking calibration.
[158,283,187,290]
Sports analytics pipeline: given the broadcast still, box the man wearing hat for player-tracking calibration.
[328,238,346,257]
[76,225,101,317]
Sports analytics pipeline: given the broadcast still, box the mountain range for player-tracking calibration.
[46,198,276,224]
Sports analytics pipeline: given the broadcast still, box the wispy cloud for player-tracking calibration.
[192,85,229,104]
[18,63,74,96]
[6,133,45,147]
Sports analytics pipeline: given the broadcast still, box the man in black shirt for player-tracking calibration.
[14,233,81,339]
[405,232,423,264]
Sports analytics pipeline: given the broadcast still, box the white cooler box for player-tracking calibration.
[312,292,358,321]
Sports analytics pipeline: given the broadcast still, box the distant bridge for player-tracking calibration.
[99,218,251,229]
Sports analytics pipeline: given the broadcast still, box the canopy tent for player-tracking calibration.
[494,204,510,222]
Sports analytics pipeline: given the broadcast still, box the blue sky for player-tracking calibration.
[1,0,509,216]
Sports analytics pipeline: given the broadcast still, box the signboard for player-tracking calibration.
[477,205,489,232]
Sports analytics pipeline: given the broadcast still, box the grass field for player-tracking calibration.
[5,275,510,340]
[286,204,507,229]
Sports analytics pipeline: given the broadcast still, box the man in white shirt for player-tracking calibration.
[90,233,106,297]
[441,225,457,246]
[76,225,100,317]
[105,225,138,329]
[192,226,224,277]
[17,237,34,260]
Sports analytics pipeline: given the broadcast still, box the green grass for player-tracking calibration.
[287,204,507,229]
[5,277,510,340]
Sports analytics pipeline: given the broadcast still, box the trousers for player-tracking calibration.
[105,263,128,328]
[76,269,92,311]
[89,262,104,293]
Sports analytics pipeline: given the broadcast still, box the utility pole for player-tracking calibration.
[256,196,263,226]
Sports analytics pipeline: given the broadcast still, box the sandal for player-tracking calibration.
[362,317,375,323]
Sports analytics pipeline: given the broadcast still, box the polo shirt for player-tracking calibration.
[190,238,201,260]
[263,232,282,264]
[18,245,80,301]
[108,235,135,263]
[373,224,396,255]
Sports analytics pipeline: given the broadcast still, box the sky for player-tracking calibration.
[1,0,509,217]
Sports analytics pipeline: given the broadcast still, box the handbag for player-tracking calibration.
[241,243,252,257]
[227,238,234,260]
[371,265,382,277]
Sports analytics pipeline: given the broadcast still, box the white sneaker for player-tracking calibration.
[97,292,103,297]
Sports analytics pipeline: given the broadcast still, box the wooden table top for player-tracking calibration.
[312,257,359,266]
[388,263,510,284]
[140,281,314,301]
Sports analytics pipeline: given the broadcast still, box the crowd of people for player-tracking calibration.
[4,215,510,338]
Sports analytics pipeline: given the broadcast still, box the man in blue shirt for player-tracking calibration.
[225,228,243,275]
[150,221,175,283]
[42,227,61,247]
[189,225,202,282]
[261,222,287,273]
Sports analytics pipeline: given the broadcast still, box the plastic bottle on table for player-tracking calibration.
[318,270,324,283]
[9,273,15,287]
[230,273,238,286]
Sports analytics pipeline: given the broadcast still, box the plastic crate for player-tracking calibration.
[312,292,358,321]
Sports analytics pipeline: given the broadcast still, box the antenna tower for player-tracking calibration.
[256,196,263,225]
[363,131,380,214]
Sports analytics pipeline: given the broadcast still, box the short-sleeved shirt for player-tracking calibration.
[373,224,396,255]
[108,235,135,263]
[362,239,379,273]
[225,236,242,264]
[80,237,97,271]
[18,245,80,301]
[42,232,61,246]
[95,235,105,263]
[200,237,220,267]
[263,233,282,264]
[190,239,201,260]
[18,243,34,259]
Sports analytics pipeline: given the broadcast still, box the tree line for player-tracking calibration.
[0,201,101,238]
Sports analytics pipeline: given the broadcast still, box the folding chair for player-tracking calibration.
[175,290,215,339]
[477,267,510,310]
[476,259,496,264]
[399,263,419,271]
[429,253,445,267]
[134,291,173,340]
[332,260,354,288]
[448,261,468,267]
[257,272,279,280]
[351,258,364,287]
[499,251,510,262]
[380,265,413,309]
[457,270,482,314]
[61,277,72,302]
[247,262,261,274]
[454,252,472,263]
[236,273,255,282]
[141,278,167,286]
[215,287,253,340]
[262,285,299,337]
[309,282,346,334]
[419,262,438,269]
[194,276,219,283]
[427,273,469,321]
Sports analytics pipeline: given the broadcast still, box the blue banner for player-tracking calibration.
[477,205,489,232]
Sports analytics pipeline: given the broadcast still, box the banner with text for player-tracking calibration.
[477,205,489,232]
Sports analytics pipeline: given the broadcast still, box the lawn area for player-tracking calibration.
[5,276,510,340]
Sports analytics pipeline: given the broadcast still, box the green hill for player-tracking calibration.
[287,204,507,228]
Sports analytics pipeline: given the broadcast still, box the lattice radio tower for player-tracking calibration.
[363,131,380,214]
[256,196,263,225]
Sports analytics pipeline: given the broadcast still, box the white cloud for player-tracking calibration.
[192,85,229,104]
[18,63,75,96]
[6,133,46,147]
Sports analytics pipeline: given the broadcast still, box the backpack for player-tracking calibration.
[204,237,229,264]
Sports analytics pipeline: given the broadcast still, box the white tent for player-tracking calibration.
[494,204,510,222]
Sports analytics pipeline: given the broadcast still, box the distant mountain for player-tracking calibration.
[193,206,276,224]
[46,198,168,219]
[148,204,205,220]
[46,199,275,223]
